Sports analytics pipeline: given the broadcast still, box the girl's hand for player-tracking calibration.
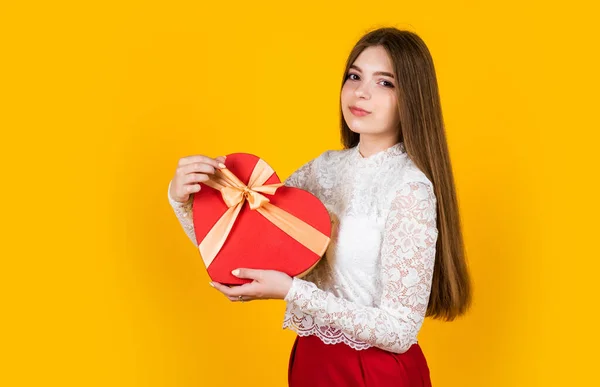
[169,154,227,203]
[210,269,294,302]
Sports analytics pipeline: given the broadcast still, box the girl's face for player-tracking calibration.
[341,45,400,138]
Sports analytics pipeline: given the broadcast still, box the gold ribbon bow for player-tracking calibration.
[199,158,330,269]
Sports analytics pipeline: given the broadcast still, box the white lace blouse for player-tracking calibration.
[168,142,439,354]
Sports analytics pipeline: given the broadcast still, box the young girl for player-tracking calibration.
[168,27,471,386]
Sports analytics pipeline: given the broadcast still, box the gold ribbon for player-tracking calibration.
[199,158,330,268]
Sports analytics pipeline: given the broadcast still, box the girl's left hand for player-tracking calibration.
[210,269,293,302]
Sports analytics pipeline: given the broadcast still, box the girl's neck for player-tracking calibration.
[357,134,400,158]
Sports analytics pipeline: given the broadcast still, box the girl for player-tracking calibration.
[168,27,471,386]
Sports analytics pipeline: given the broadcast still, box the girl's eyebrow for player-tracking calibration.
[350,64,395,79]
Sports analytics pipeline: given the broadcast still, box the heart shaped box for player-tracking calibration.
[192,153,331,286]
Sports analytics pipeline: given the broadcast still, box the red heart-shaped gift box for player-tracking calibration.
[192,153,331,285]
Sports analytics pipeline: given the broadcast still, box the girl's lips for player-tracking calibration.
[350,106,371,117]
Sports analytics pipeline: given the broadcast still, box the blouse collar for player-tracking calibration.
[353,141,406,167]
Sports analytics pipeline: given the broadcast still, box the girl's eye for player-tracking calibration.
[346,73,394,88]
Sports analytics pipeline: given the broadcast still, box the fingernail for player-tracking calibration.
[209,282,214,287]
[218,163,226,169]
[231,269,240,276]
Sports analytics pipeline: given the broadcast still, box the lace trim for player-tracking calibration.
[282,317,373,351]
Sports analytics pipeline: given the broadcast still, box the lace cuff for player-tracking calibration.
[167,180,197,245]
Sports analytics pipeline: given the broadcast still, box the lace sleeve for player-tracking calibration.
[167,180,197,245]
[283,158,315,191]
[284,180,438,353]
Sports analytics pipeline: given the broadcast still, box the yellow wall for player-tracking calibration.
[2,1,598,386]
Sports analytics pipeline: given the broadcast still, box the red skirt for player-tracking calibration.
[288,335,432,387]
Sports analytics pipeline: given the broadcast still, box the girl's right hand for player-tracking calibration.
[169,154,227,203]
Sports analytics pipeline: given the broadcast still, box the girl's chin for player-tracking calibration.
[348,127,397,140]
[348,125,377,134]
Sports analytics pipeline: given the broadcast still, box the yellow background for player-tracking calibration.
[2,1,598,386]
